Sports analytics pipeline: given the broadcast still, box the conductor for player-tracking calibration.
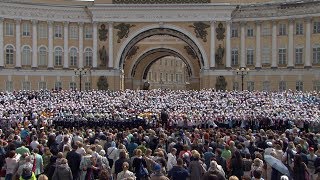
[160,108,169,128]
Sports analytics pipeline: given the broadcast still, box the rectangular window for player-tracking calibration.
[22,81,31,90]
[247,81,254,91]
[22,23,31,36]
[262,81,270,92]
[84,26,92,39]
[279,24,287,36]
[313,47,320,64]
[85,82,91,91]
[148,72,152,81]
[69,82,77,90]
[231,26,238,38]
[313,21,320,33]
[176,74,179,82]
[296,81,303,91]
[296,22,304,35]
[165,60,168,66]
[262,24,271,36]
[6,81,13,92]
[247,27,254,37]
[233,82,239,91]
[69,26,78,39]
[55,82,62,90]
[54,25,62,38]
[279,81,287,92]
[231,49,239,66]
[165,73,168,82]
[6,47,14,65]
[295,48,303,64]
[5,22,14,36]
[278,48,287,65]
[314,81,320,91]
[246,49,254,65]
[160,73,163,80]
[38,23,47,38]
[153,72,157,81]
[38,81,47,90]
[262,47,270,64]
[171,74,174,82]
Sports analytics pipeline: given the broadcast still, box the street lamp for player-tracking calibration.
[74,68,88,92]
[236,67,250,91]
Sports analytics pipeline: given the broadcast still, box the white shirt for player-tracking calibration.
[30,140,39,150]
[117,170,136,180]
[76,147,86,156]
[107,147,118,161]
[167,153,177,171]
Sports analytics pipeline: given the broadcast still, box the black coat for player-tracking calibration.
[66,150,81,179]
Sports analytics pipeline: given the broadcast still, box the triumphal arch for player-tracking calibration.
[0,0,320,91]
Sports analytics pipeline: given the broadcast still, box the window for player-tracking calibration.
[262,47,270,64]
[6,81,13,92]
[247,27,254,37]
[313,46,320,64]
[279,24,287,35]
[295,48,303,64]
[5,22,14,36]
[39,47,47,66]
[148,72,152,81]
[54,25,62,38]
[278,48,287,65]
[85,48,93,67]
[296,22,303,35]
[296,81,303,91]
[159,60,162,65]
[22,23,30,36]
[69,26,78,39]
[22,81,31,90]
[38,82,47,90]
[160,73,163,80]
[165,73,168,81]
[171,74,174,82]
[314,81,320,91]
[231,26,238,38]
[85,82,91,91]
[171,60,174,66]
[54,47,63,66]
[247,81,254,91]
[262,24,271,36]
[69,82,77,90]
[233,82,239,91]
[176,74,179,82]
[55,82,62,90]
[22,46,31,66]
[38,23,47,38]
[5,45,14,65]
[313,21,320,33]
[246,49,254,65]
[279,81,287,92]
[165,60,167,66]
[231,49,239,66]
[262,81,270,92]
[84,26,92,39]
[70,48,78,66]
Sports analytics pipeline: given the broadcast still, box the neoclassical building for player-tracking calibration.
[0,0,320,91]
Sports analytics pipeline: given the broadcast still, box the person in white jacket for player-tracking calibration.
[167,148,177,171]
[117,162,136,180]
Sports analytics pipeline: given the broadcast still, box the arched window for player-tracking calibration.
[5,45,14,65]
[70,48,78,66]
[39,47,47,66]
[54,47,63,66]
[22,46,31,66]
[85,48,93,67]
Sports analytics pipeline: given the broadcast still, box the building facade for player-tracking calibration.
[0,0,320,91]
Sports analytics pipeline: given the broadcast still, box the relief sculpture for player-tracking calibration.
[114,23,136,43]
[189,22,210,42]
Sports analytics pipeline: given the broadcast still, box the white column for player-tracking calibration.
[226,21,231,68]
[210,21,216,68]
[288,18,294,68]
[15,19,21,68]
[271,20,278,68]
[0,18,4,67]
[108,22,113,68]
[240,21,246,68]
[48,21,54,69]
[255,21,261,69]
[63,21,69,69]
[92,22,98,68]
[78,22,84,68]
[305,17,312,68]
[32,20,38,68]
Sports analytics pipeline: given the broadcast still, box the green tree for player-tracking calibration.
[97,76,109,90]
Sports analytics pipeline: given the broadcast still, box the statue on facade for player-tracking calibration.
[143,81,150,90]
[114,23,135,43]
[99,45,108,67]
[215,44,225,66]
[99,24,108,41]
[216,22,225,41]
[215,76,227,91]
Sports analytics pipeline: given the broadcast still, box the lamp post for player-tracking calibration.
[74,68,88,92]
[236,67,250,91]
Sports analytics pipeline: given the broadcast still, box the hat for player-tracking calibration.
[309,147,314,151]
[153,163,161,171]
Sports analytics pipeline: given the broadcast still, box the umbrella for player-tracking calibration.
[264,155,290,176]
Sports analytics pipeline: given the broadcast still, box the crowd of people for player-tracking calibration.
[0,89,319,180]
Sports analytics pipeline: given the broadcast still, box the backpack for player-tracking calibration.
[139,162,149,177]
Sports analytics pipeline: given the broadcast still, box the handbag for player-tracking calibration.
[0,168,6,177]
